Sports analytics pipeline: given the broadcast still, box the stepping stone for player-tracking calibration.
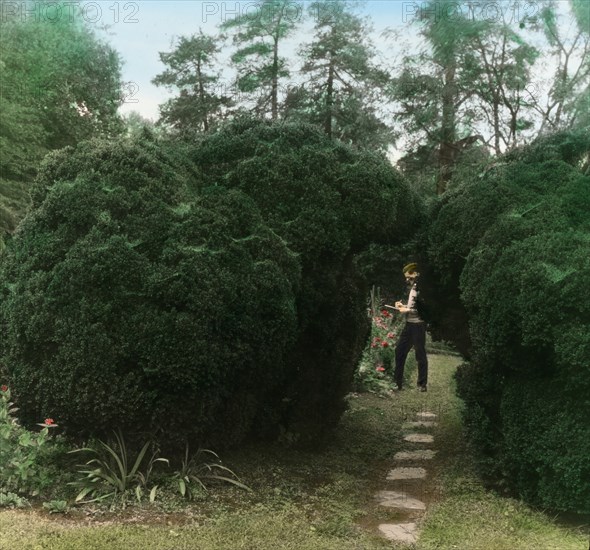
[386,467,427,480]
[417,411,437,419]
[374,490,426,510]
[403,421,437,429]
[394,450,437,460]
[404,433,434,443]
[378,522,418,543]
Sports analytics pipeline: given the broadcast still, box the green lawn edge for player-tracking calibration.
[1,355,587,550]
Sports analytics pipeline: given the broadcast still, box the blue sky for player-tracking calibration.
[89,0,575,122]
[97,1,412,120]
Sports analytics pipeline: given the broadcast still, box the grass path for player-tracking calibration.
[379,354,589,549]
[1,354,588,549]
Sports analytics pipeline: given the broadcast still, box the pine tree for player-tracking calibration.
[153,31,233,134]
[221,0,302,119]
[286,0,391,150]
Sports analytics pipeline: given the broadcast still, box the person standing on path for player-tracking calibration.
[390,262,428,392]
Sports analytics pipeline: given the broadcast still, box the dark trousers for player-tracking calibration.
[394,322,428,388]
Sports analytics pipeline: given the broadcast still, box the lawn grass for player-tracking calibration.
[1,353,588,549]
[416,355,589,550]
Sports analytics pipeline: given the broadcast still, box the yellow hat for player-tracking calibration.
[403,262,418,273]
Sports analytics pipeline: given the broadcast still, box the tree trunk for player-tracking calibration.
[272,36,279,120]
[196,58,209,132]
[493,91,501,155]
[325,54,334,138]
[437,63,457,194]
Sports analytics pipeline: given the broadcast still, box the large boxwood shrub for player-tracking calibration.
[0,122,422,447]
[424,129,590,512]
[0,137,300,447]
[191,119,423,441]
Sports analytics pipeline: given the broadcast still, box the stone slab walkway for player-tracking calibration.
[404,433,434,443]
[386,467,427,480]
[393,449,437,460]
[416,412,437,419]
[374,408,439,545]
[378,523,418,544]
[375,490,426,510]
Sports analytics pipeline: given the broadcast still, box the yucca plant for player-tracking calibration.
[173,445,250,500]
[68,429,168,507]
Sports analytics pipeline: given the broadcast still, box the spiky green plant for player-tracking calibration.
[173,445,250,500]
[68,429,168,506]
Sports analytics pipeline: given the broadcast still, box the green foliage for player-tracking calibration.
[387,0,588,189]
[152,31,233,134]
[500,382,590,512]
[172,445,250,500]
[68,429,168,506]
[0,492,29,509]
[191,119,423,441]
[286,1,392,149]
[0,386,63,497]
[571,0,590,34]
[0,3,123,150]
[0,122,421,449]
[424,130,590,512]
[0,135,300,447]
[0,0,124,244]
[387,0,497,190]
[42,500,69,514]
[221,0,301,118]
[526,2,590,132]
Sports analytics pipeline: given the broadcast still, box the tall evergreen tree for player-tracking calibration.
[286,0,391,150]
[387,0,489,193]
[153,31,232,134]
[221,0,301,119]
[387,0,560,192]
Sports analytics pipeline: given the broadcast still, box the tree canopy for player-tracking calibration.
[0,0,124,246]
[153,31,233,135]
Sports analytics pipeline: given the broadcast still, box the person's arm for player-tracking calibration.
[384,303,413,313]
[402,287,419,314]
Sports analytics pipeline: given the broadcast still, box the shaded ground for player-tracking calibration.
[1,354,588,549]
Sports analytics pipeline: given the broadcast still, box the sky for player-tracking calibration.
[64,0,576,124]
[95,0,411,121]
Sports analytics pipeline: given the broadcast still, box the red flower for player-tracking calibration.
[381,341,389,348]
[44,418,55,426]
[0,385,7,392]
[387,332,396,339]
[376,366,385,372]
[371,343,377,348]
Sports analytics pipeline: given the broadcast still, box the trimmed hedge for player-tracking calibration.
[0,137,299,447]
[425,129,590,512]
[0,122,422,447]
[191,120,423,441]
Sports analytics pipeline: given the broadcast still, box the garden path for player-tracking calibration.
[375,407,438,545]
